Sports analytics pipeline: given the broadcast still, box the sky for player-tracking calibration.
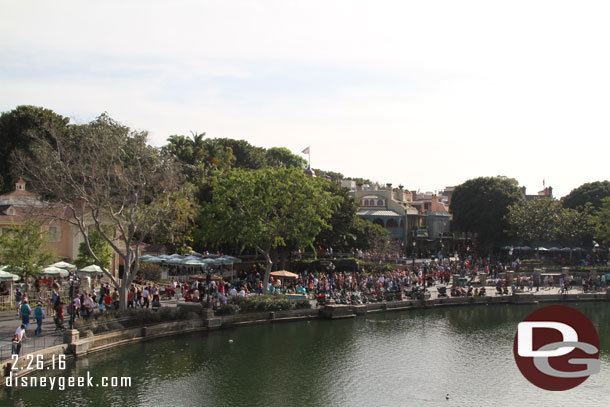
[1,1,609,198]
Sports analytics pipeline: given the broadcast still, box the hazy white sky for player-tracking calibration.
[2,1,609,198]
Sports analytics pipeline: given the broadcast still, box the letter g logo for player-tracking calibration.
[513,306,600,391]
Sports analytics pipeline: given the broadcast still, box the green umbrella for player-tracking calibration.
[42,266,70,277]
[140,255,163,263]
[79,264,105,274]
[50,261,77,270]
[0,269,20,281]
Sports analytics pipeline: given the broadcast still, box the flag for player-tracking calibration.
[302,146,310,154]
[543,178,545,187]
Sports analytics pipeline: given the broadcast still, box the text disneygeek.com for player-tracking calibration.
[5,372,131,391]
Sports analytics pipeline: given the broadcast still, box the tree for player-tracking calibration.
[506,199,562,248]
[351,217,391,253]
[314,183,359,251]
[557,206,594,247]
[265,147,307,169]
[206,138,267,170]
[198,168,336,293]
[562,181,610,211]
[507,199,595,250]
[15,113,182,310]
[74,228,113,270]
[162,132,234,183]
[592,197,610,247]
[0,105,70,193]
[0,220,53,290]
[148,187,197,254]
[450,176,522,246]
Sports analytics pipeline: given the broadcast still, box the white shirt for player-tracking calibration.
[16,326,26,340]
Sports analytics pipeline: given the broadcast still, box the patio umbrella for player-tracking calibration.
[79,264,105,274]
[42,266,70,277]
[270,270,299,279]
[560,247,572,252]
[50,261,77,270]
[140,255,163,263]
[548,247,561,252]
[572,247,585,252]
[0,269,20,281]
[182,258,208,266]
[537,247,549,252]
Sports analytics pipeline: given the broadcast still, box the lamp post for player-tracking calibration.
[412,240,416,268]
[68,272,79,330]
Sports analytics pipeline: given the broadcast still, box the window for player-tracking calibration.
[387,219,398,228]
[47,225,61,242]
[377,199,384,206]
[373,218,384,227]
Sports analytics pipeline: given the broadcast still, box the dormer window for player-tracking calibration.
[7,207,15,215]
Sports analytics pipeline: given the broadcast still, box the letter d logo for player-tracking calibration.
[513,305,600,391]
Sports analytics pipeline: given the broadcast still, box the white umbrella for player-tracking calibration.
[50,261,77,270]
[0,269,20,281]
[79,264,105,274]
[548,247,561,252]
[42,266,70,277]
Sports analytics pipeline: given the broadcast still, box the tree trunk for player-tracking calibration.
[262,252,272,295]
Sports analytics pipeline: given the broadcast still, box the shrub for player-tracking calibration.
[215,304,239,315]
[139,263,162,282]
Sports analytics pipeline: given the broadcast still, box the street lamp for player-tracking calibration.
[412,241,416,268]
[69,272,79,330]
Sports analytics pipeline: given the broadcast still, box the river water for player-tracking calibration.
[2,302,610,407]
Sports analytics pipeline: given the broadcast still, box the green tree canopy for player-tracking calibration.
[506,199,562,247]
[197,168,336,293]
[265,147,307,169]
[506,199,594,248]
[161,132,234,183]
[0,105,70,193]
[0,220,53,289]
[75,228,113,269]
[592,197,610,247]
[313,182,359,251]
[351,217,391,253]
[562,181,610,211]
[450,176,522,246]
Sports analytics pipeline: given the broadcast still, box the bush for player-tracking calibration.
[234,295,311,313]
[215,304,239,315]
[139,263,162,282]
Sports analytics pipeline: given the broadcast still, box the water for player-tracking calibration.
[2,302,610,407]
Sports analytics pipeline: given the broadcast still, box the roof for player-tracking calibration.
[0,189,45,207]
[357,209,402,217]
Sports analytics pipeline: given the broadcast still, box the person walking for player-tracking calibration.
[15,324,27,355]
[15,288,23,316]
[34,301,46,335]
[20,299,32,329]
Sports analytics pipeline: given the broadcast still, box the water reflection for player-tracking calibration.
[2,302,610,406]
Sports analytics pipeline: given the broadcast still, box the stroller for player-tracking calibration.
[54,315,66,331]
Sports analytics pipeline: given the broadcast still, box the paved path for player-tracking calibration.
[1,287,605,360]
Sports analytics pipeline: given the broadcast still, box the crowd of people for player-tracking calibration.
[6,250,608,357]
